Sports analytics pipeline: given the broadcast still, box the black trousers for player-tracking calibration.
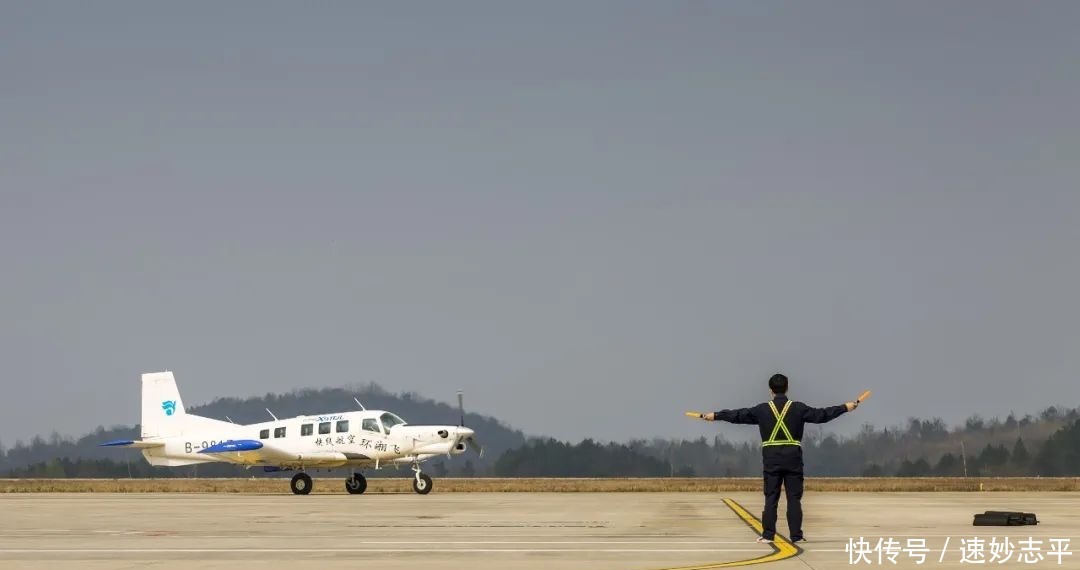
[761,454,804,541]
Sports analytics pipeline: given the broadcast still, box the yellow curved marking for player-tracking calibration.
[658,498,802,569]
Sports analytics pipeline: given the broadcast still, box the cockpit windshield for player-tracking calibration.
[380,412,406,433]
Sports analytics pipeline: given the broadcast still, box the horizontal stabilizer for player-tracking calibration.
[98,439,165,449]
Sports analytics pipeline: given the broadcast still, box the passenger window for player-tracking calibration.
[274,427,286,438]
[362,418,380,433]
[259,429,269,439]
[301,423,313,436]
[336,420,349,433]
[319,422,331,434]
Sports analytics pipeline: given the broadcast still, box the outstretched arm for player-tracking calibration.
[703,407,757,424]
[802,402,857,424]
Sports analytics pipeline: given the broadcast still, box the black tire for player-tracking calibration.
[290,472,313,495]
[412,473,433,495]
[345,473,367,495]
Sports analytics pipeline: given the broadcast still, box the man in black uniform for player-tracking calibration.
[702,373,858,543]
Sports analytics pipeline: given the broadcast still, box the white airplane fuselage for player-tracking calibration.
[102,371,479,495]
[142,409,474,469]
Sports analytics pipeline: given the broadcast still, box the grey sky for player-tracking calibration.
[2,2,1078,445]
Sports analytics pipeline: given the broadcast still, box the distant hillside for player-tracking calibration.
[625,406,1080,478]
[492,406,1080,477]
[5,391,1080,479]
[0,383,526,477]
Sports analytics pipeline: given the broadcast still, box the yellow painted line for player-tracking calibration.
[658,498,802,569]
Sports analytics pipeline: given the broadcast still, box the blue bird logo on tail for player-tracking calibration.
[162,400,177,416]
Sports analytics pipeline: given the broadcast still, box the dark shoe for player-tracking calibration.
[792,537,807,543]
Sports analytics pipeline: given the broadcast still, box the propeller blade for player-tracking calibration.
[466,436,484,458]
[457,390,465,427]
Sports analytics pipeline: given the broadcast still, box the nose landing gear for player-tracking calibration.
[411,462,433,495]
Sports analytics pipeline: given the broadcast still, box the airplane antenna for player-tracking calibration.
[353,397,366,411]
[457,390,465,427]
[266,408,278,421]
[225,416,235,424]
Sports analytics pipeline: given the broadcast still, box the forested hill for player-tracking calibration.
[492,406,1080,477]
[6,394,1080,478]
[0,384,526,476]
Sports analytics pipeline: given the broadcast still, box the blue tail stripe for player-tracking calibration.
[199,440,264,454]
[98,439,136,447]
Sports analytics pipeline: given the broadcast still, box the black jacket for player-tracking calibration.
[713,395,847,460]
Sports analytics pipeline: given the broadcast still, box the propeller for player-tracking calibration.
[456,390,483,457]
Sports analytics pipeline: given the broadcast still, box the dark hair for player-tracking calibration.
[768,373,788,394]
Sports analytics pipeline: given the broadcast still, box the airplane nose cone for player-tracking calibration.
[458,427,475,438]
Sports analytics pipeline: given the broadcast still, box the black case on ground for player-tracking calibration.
[973,511,1039,526]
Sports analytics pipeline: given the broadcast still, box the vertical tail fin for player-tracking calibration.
[141,371,186,438]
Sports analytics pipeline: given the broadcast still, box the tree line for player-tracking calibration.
[492,407,1080,477]
[4,401,1080,478]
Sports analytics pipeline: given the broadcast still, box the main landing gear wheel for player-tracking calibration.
[412,473,433,495]
[345,473,367,495]
[290,472,313,495]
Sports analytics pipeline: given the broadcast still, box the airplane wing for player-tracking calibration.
[98,439,166,449]
[197,440,351,468]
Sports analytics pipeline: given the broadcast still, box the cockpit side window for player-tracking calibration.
[361,418,380,433]
[379,412,405,434]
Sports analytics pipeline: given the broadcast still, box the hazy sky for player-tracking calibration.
[2,2,1078,445]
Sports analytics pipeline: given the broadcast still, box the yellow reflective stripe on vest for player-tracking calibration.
[762,400,801,447]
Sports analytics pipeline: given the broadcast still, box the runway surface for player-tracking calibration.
[1,491,1077,569]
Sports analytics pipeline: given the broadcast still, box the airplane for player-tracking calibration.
[100,371,482,495]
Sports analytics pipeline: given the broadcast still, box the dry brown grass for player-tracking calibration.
[1,477,1078,493]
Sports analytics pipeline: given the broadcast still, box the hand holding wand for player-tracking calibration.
[847,390,872,411]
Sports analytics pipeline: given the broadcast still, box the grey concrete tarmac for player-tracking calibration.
[0,491,1077,569]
